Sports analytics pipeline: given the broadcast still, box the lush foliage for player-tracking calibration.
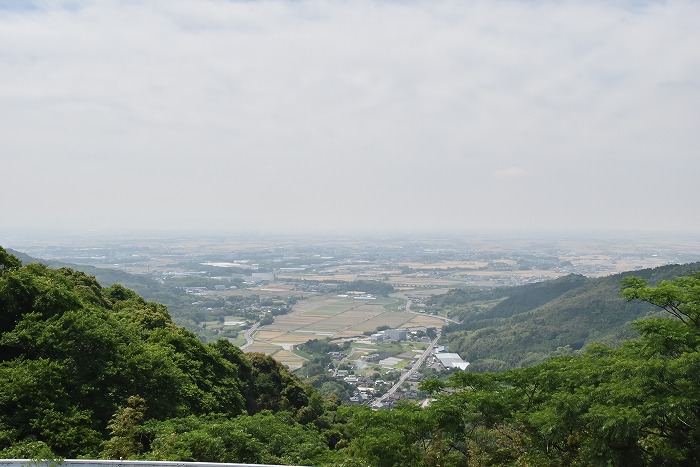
[435,263,700,369]
[0,248,317,461]
[2,246,698,466]
[413,272,700,466]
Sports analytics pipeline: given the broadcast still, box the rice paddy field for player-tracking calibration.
[244,294,445,370]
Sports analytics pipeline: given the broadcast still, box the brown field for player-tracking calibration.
[212,283,306,298]
[398,260,493,270]
[276,274,357,282]
[244,342,282,354]
[405,313,451,327]
[386,276,466,287]
[401,288,452,298]
[245,295,444,367]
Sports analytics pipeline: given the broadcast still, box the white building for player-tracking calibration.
[370,333,384,343]
[385,328,408,341]
[435,352,470,370]
[250,272,275,282]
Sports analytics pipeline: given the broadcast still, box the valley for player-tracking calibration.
[8,231,700,407]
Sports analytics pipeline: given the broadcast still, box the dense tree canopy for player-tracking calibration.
[1,247,698,466]
[0,251,316,460]
[414,272,700,466]
[435,263,700,369]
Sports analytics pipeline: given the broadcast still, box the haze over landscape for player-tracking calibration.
[2,0,699,236]
[4,3,700,464]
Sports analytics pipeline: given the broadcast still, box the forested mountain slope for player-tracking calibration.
[433,262,700,370]
[0,247,320,462]
[7,249,209,332]
[2,247,699,465]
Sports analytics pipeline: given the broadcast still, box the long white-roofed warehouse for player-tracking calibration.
[435,352,470,370]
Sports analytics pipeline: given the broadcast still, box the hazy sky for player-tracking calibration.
[2,0,699,236]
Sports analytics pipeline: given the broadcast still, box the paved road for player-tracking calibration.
[371,298,447,406]
[240,321,261,350]
[407,309,460,324]
[374,334,440,407]
[406,298,460,324]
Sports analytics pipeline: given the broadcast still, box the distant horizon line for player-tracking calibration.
[3,227,700,243]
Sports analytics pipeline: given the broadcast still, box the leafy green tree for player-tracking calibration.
[330,403,436,467]
[6,247,697,466]
[0,259,256,456]
[622,273,700,329]
[142,412,328,465]
[0,440,57,459]
[418,273,700,466]
[245,353,312,414]
[101,395,147,459]
[0,247,21,275]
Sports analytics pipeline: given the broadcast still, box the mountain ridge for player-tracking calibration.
[435,261,700,370]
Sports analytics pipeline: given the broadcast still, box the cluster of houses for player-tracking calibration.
[327,337,470,407]
[369,328,408,343]
[332,369,398,405]
[368,327,436,344]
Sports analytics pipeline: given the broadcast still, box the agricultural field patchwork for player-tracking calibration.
[246,295,444,368]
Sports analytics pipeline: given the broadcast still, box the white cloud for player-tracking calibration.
[493,167,528,180]
[1,0,699,234]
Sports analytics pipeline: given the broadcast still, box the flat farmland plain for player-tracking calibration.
[246,295,445,369]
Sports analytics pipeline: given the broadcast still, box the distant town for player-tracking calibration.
[8,231,700,407]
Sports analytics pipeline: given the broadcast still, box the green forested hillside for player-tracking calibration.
[2,246,699,465]
[0,247,323,463]
[7,249,200,328]
[433,263,700,370]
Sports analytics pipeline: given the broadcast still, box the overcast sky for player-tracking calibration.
[2,0,699,237]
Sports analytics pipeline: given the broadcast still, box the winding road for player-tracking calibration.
[240,321,261,350]
[374,333,440,407]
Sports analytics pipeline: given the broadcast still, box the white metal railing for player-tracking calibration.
[0,460,305,467]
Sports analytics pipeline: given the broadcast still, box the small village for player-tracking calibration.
[321,326,470,408]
